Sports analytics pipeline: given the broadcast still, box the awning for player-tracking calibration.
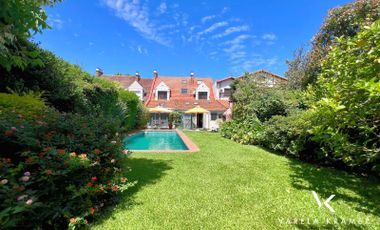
[185,106,209,114]
[148,106,172,113]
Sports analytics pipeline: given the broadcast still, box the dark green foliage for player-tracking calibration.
[286,0,380,89]
[309,20,380,173]
[257,111,320,161]
[118,90,140,131]
[220,116,263,145]
[0,99,135,229]
[222,20,380,176]
[169,112,182,126]
[0,0,61,70]
[0,42,145,132]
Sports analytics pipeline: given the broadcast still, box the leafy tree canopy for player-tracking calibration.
[0,0,61,70]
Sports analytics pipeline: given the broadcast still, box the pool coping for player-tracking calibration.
[124,129,199,153]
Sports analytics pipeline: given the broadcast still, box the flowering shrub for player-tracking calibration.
[0,107,135,229]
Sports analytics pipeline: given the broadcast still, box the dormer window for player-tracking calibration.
[198,92,208,100]
[182,80,187,84]
[157,91,168,100]
[197,80,203,85]
[195,82,210,100]
[155,81,170,100]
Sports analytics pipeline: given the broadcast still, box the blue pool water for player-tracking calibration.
[123,131,188,150]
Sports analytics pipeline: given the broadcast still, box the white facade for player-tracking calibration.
[127,80,144,100]
[214,79,234,100]
[155,81,170,100]
[195,82,210,100]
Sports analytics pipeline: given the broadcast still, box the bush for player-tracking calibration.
[310,20,380,174]
[118,89,140,131]
[0,42,145,133]
[0,92,47,116]
[0,105,135,229]
[257,111,320,161]
[220,116,263,145]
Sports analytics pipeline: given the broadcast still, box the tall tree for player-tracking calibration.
[0,0,60,71]
[286,0,380,89]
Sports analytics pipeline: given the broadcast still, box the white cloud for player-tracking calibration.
[224,34,252,45]
[201,15,216,23]
[157,2,167,14]
[47,15,64,29]
[137,45,148,55]
[197,21,229,36]
[221,7,229,14]
[103,0,169,46]
[262,33,277,41]
[212,25,249,39]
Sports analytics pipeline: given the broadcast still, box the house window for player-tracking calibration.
[211,113,218,120]
[223,88,231,98]
[157,91,168,100]
[181,88,188,94]
[198,92,208,100]
[197,80,203,85]
[182,80,187,84]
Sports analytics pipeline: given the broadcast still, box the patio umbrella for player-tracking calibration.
[185,106,209,129]
[148,106,172,128]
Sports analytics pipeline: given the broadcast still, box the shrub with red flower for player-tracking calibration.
[0,108,135,229]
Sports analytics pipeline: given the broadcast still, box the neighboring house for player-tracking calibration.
[96,69,152,101]
[214,70,288,100]
[96,68,286,130]
[144,72,228,129]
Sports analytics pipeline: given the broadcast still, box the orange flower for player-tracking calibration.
[69,218,76,224]
[4,129,15,137]
[70,152,77,157]
[94,149,101,155]
[121,177,127,183]
[57,149,66,155]
[13,186,25,192]
[112,186,118,192]
[91,176,98,182]
[89,207,95,214]
[79,154,87,160]
[25,157,34,164]
[87,182,93,187]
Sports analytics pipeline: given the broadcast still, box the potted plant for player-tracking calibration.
[169,112,182,129]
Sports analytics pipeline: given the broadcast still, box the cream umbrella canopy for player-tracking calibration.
[148,106,172,128]
[185,106,209,129]
[148,106,172,113]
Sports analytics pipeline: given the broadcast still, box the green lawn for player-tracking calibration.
[92,131,379,229]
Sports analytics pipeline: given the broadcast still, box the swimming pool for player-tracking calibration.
[123,131,189,150]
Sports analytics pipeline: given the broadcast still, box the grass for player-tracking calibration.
[92,131,380,229]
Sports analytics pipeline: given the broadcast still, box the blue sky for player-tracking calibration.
[34,0,352,80]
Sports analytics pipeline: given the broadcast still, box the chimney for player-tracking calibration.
[135,72,141,81]
[153,69,158,78]
[190,71,195,84]
[95,68,103,77]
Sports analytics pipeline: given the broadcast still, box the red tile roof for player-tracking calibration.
[237,70,288,81]
[100,75,153,100]
[216,76,235,83]
[145,76,228,111]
